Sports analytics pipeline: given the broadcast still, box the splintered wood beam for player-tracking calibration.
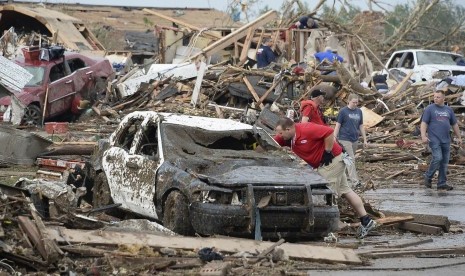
[239,27,256,65]
[243,76,264,109]
[142,8,222,40]
[187,10,278,61]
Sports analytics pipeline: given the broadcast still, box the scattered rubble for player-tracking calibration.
[0,1,465,275]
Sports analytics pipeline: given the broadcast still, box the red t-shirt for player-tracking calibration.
[300,100,325,125]
[274,123,342,168]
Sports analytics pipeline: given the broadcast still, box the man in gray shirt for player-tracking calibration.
[334,94,367,188]
[421,90,462,190]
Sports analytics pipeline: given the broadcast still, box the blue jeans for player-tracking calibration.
[425,142,450,186]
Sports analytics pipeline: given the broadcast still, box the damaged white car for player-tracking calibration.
[384,49,465,82]
[89,111,339,239]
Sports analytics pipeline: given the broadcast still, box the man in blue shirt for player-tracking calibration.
[333,94,367,188]
[421,90,462,190]
[314,46,344,63]
[256,37,277,68]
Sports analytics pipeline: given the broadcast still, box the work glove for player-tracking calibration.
[320,150,334,167]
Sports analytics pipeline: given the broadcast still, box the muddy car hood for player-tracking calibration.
[199,165,328,187]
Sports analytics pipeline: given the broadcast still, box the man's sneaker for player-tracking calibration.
[356,219,377,239]
[437,184,453,191]
[424,178,432,188]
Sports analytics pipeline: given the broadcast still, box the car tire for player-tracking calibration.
[92,172,113,208]
[163,190,194,235]
[22,104,42,126]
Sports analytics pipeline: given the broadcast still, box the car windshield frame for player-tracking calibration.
[416,51,459,66]
[23,66,46,86]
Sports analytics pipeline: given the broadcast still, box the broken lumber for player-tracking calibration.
[142,8,222,41]
[47,227,362,264]
[382,211,451,232]
[398,222,443,235]
[375,215,414,226]
[374,238,433,249]
[243,76,265,109]
[361,247,465,259]
[187,10,278,61]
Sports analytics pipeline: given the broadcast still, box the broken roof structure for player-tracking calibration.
[0,4,105,53]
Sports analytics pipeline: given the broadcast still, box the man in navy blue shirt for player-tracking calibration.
[294,16,318,29]
[421,90,462,190]
[314,46,344,63]
[256,37,277,68]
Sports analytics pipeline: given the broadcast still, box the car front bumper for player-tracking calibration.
[190,201,339,239]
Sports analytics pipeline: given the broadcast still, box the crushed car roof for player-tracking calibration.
[125,111,254,131]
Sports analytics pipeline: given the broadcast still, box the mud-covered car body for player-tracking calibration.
[91,111,339,239]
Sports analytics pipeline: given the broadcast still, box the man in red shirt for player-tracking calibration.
[300,89,326,125]
[274,117,377,239]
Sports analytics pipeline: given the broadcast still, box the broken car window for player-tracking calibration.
[388,53,403,68]
[115,119,143,151]
[67,58,87,73]
[136,123,159,160]
[49,63,67,82]
[23,66,46,86]
[417,52,458,66]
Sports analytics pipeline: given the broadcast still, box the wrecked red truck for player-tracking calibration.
[89,111,340,239]
[0,46,113,125]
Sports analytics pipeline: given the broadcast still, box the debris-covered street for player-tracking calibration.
[0,0,465,275]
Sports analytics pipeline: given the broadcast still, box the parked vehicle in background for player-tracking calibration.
[89,111,340,239]
[384,49,465,82]
[0,46,113,125]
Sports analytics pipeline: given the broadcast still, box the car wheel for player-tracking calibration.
[163,190,194,235]
[22,105,42,126]
[92,172,113,208]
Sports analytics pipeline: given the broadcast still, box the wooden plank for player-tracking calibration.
[381,103,415,117]
[239,27,255,64]
[360,106,384,128]
[375,238,433,249]
[243,76,265,109]
[142,9,221,40]
[256,79,280,106]
[362,247,465,259]
[187,10,278,62]
[398,222,443,235]
[190,60,207,106]
[17,216,48,261]
[382,211,451,232]
[376,215,414,226]
[388,71,414,98]
[47,227,362,264]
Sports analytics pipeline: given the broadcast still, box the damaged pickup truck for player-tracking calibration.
[90,111,339,239]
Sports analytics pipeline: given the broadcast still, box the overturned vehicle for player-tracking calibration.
[89,111,339,239]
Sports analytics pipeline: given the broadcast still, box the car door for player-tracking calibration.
[67,58,94,99]
[103,115,161,219]
[102,117,143,212]
[46,62,75,117]
[119,116,161,219]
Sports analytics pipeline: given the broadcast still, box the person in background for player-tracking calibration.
[292,15,319,29]
[314,46,344,64]
[333,94,368,188]
[274,117,377,239]
[300,89,327,125]
[256,37,277,68]
[421,90,462,191]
